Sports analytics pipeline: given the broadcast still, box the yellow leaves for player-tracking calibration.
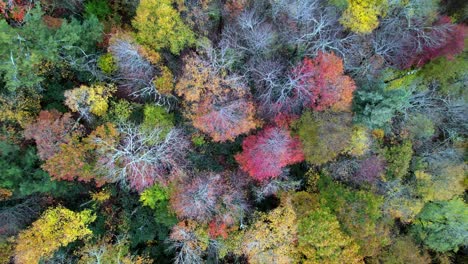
[0,92,41,127]
[154,66,175,94]
[64,84,116,117]
[0,188,12,200]
[133,0,195,54]
[340,0,388,34]
[242,197,299,264]
[346,125,370,156]
[91,189,111,203]
[14,206,96,264]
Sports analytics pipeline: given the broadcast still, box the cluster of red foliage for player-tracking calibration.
[208,220,228,239]
[235,126,304,181]
[404,16,466,68]
[24,110,81,161]
[292,52,356,112]
[0,0,32,22]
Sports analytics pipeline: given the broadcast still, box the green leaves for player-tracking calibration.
[411,199,468,252]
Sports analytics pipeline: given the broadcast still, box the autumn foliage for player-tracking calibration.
[176,53,258,142]
[235,126,304,181]
[404,16,467,68]
[14,206,95,264]
[293,52,356,112]
[24,110,81,160]
[0,0,31,22]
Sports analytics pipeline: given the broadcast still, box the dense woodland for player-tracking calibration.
[0,0,467,263]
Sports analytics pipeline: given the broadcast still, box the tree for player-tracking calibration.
[340,0,388,34]
[235,126,304,181]
[170,172,248,226]
[404,16,466,68]
[383,140,413,179]
[0,140,58,197]
[142,104,174,136]
[353,79,411,129]
[92,124,190,191]
[0,5,102,93]
[292,52,356,112]
[108,36,174,102]
[14,206,96,264]
[355,156,385,184]
[411,199,468,252]
[176,53,258,142]
[297,207,363,264]
[77,237,152,264]
[294,111,352,165]
[0,0,32,23]
[168,220,209,264]
[378,235,431,264]
[64,84,117,119]
[0,196,48,237]
[345,126,371,156]
[318,174,391,257]
[133,0,195,54]
[241,197,299,263]
[42,123,119,187]
[24,110,81,160]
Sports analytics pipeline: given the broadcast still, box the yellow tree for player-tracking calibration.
[297,207,363,264]
[133,0,195,54]
[64,84,116,119]
[340,0,388,34]
[14,206,96,264]
[241,197,299,263]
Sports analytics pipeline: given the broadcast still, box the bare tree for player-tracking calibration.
[109,38,176,107]
[92,124,190,191]
[167,222,205,264]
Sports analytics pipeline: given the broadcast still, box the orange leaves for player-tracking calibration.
[176,53,259,142]
[294,52,356,112]
[24,110,82,161]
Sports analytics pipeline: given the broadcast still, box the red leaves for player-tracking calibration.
[293,52,356,112]
[209,220,228,239]
[0,0,31,22]
[404,16,467,68]
[24,110,81,161]
[235,126,304,181]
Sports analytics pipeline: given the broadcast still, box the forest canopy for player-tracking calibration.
[0,0,467,263]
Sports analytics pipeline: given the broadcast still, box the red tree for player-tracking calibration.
[235,126,304,181]
[24,110,81,161]
[292,52,356,112]
[404,16,466,68]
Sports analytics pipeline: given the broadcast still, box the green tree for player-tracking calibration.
[411,199,468,252]
[383,140,413,179]
[294,111,353,165]
[0,6,102,93]
[297,207,363,264]
[379,235,431,264]
[353,80,411,129]
[0,141,57,197]
[133,0,195,54]
[318,174,391,257]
